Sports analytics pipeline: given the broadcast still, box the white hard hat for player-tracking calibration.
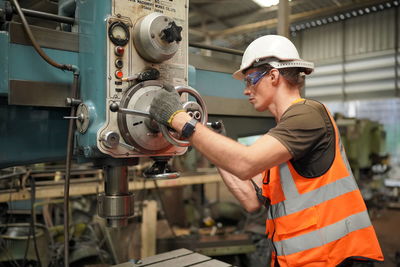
[233,35,314,80]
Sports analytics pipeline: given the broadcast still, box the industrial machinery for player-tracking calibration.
[1,0,208,227]
[335,114,388,181]
[0,0,275,265]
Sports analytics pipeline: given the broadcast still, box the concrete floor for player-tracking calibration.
[372,209,400,267]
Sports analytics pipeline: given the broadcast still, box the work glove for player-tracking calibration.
[149,84,184,127]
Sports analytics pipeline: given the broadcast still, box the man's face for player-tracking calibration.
[243,68,275,112]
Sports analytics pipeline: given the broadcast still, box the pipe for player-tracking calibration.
[18,8,75,24]
[189,42,244,56]
[10,0,76,71]
[63,71,79,267]
[10,2,80,266]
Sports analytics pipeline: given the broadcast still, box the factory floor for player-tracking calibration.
[372,208,400,266]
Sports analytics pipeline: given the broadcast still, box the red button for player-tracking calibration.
[115,46,125,56]
[115,70,123,79]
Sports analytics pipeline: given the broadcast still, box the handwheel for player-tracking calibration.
[159,86,208,147]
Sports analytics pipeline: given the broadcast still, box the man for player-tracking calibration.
[149,35,384,266]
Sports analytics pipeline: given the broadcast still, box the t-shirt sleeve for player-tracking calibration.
[267,104,327,160]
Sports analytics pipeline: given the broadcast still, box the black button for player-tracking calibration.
[115,59,123,69]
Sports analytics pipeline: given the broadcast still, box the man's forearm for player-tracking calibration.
[217,168,261,212]
[170,112,292,180]
[171,112,260,178]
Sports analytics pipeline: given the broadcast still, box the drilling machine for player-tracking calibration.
[0,0,274,264]
[1,0,209,226]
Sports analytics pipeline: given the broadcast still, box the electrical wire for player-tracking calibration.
[63,72,79,267]
[29,177,42,267]
[9,2,80,266]
[10,0,74,71]
[152,180,177,238]
[0,238,20,267]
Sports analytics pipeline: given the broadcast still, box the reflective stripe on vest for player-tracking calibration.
[269,165,359,219]
[264,102,382,262]
[272,210,372,256]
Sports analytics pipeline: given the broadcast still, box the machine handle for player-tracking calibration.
[159,86,208,147]
[109,102,151,118]
[109,86,208,148]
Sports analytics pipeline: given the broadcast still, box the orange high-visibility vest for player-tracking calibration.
[262,106,384,267]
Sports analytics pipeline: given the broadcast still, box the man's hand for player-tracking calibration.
[149,85,184,127]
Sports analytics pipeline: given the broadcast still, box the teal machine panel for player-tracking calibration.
[0,0,272,169]
[0,17,77,167]
[0,0,274,229]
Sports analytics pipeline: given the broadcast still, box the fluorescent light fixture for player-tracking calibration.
[253,0,291,8]
[253,0,279,7]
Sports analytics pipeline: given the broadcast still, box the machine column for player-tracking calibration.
[98,166,135,228]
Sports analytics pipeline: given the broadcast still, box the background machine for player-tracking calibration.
[0,0,275,265]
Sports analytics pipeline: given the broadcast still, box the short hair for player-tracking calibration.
[257,64,306,90]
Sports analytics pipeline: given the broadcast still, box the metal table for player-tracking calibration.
[114,248,233,267]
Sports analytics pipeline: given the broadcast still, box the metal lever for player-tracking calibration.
[121,68,160,82]
[64,113,84,121]
[109,102,151,118]
[143,157,180,179]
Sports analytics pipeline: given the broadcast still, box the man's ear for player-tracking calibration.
[270,69,280,86]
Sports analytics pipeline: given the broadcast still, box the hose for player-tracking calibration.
[10,0,74,71]
[63,72,79,267]
[9,1,80,266]
[30,177,42,267]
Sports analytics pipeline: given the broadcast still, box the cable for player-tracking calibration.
[9,2,81,265]
[29,177,42,267]
[0,238,20,267]
[152,180,177,238]
[10,0,74,71]
[63,72,79,267]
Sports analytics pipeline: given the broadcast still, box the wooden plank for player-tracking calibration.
[141,200,158,258]
[130,174,221,191]
[0,173,221,203]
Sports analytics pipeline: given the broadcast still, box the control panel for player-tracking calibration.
[95,0,203,158]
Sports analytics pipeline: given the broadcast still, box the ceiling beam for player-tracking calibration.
[189,0,309,28]
[208,0,388,38]
[189,28,207,38]
[190,3,234,28]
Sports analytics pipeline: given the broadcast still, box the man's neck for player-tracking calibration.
[270,87,302,122]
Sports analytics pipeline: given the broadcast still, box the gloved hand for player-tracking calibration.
[149,84,184,127]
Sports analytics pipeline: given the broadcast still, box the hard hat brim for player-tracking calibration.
[232,58,314,80]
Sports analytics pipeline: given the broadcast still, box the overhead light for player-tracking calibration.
[253,0,292,8]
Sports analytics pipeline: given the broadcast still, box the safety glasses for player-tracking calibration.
[243,70,269,88]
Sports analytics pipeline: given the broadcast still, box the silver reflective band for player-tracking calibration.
[272,210,372,256]
[270,174,359,218]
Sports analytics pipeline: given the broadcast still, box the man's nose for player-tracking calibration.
[243,87,251,95]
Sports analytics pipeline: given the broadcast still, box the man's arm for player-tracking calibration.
[218,168,263,213]
[172,112,292,180]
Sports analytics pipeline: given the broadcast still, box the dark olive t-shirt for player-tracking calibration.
[267,99,335,178]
